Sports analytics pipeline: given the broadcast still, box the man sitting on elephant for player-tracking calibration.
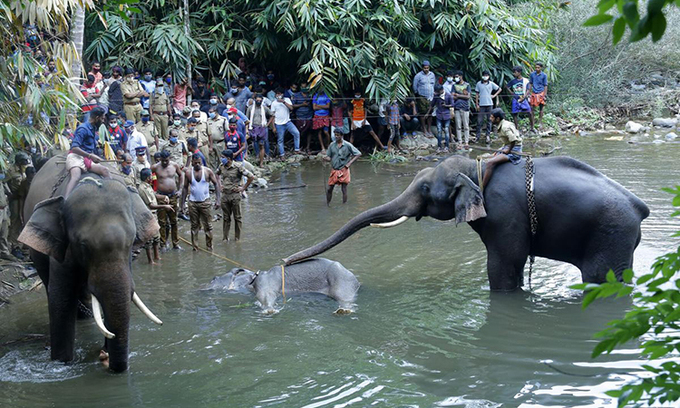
[482,108,522,188]
[64,107,111,198]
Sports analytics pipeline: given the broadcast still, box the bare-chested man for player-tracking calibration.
[151,150,184,249]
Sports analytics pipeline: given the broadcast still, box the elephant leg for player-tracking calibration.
[485,241,528,291]
[30,249,50,290]
[47,261,80,363]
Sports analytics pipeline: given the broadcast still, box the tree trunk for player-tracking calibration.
[70,5,85,81]
[183,0,192,103]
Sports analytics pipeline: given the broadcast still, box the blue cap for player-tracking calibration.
[169,137,178,143]
[123,120,135,128]
[422,60,430,67]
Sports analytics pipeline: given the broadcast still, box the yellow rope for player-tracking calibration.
[280,265,286,303]
[177,236,254,270]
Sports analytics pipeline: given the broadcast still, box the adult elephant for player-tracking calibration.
[284,155,649,291]
[18,155,163,372]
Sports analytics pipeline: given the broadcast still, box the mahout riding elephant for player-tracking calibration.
[204,258,360,314]
[284,156,649,291]
[18,155,163,372]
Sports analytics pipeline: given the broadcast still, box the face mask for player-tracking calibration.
[166,78,172,84]
[209,112,216,119]
[118,119,123,125]
[255,100,262,106]
[229,126,237,132]
[134,75,141,80]
[173,120,181,126]
[354,95,361,99]
[231,88,238,94]
[109,122,117,128]
[122,166,131,175]
[126,77,134,82]
[169,137,178,144]
[267,74,275,80]
[187,127,195,132]
[192,105,200,110]
[482,76,490,81]
[221,158,228,165]
[144,75,152,81]
[454,77,461,83]
[210,99,217,105]
[142,117,149,123]
[447,77,453,82]
[156,82,163,88]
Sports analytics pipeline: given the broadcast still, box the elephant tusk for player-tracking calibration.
[370,216,409,229]
[91,294,116,339]
[132,292,163,325]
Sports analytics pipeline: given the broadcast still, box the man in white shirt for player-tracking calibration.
[124,120,149,161]
[270,87,301,158]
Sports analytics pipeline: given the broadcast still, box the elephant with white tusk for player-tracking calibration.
[19,155,163,372]
[284,155,649,291]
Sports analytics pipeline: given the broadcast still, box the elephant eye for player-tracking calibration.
[421,184,430,194]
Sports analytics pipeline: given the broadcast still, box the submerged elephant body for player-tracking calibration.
[19,155,162,372]
[285,156,649,291]
[206,258,360,313]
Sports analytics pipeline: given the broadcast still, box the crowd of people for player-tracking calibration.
[2,53,545,263]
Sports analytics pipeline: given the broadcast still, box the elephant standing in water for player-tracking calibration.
[18,155,163,372]
[285,156,649,291]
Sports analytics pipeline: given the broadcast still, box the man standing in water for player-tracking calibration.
[152,150,184,250]
[325,128,361,206]
[217,149,254,242]
[181,154,220,251]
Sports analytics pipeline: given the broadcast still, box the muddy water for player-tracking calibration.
[1,135,679,407]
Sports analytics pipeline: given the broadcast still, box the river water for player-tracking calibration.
[1,135,679,407]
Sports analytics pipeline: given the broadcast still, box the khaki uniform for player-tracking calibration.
[163,142,185,167]
[195,122,210,164]
[133,159,151,182]
[122,169,137,188]
[0,181,11,258]
[6,165,26,243]
[121,79,145,123]
[496,119,522,146]
[136,121,158,155]
[207,116,227,169]
[137,182,161,248]
[151,90,170,140]
[217,162,253,241]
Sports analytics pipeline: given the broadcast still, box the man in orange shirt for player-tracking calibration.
[349,89,385,150]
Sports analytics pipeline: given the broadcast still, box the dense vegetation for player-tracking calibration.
[84,0,556,101]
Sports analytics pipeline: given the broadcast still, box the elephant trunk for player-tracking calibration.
[284,193,417,265]
[91,271,132,373]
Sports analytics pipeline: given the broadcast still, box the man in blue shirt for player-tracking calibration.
[412,60,436,137]
[64,107,111,197]
[528,62,548,130]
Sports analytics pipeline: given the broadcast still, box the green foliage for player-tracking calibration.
[368,150,408,163]
[587,0,680,44]
[85,0,556,101]
[572,185,680,407]
[0,0,90,170]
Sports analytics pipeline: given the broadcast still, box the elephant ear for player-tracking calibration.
[18,196,68,263]
[452,173,487,225]
[127,186,160,246]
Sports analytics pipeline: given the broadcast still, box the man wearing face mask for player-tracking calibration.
[151,77,171,141]
[173,76,189,113]
[88,61,103,85]
[412,60,436,137]
[192,77,213,111]
[121,68,148,123]
[139,69,156,110]
[164,130,187,166]
[246,94,274,167]
[217,149,254,242]
[475,71,501,144]
[203,95,227,116]
[225,118,247,163]
[181,118,200,150]
[120,153,136,187]
[124,120,149,161]
[136,110,159,155]
[207,106,227,169]
[224,73,253,114]
[451,70,471,150]
[107,113,127,153]
[190,102,208,124]
[169,113,185,141]
[108,66,124,116]
[64,107,111,198]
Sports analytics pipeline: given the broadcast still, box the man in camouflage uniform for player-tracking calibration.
[0,173,16,261]
[136,109,159,155]
[151,77,171,141]
[7,152,30,245]
[206,106,227,169]
[164,129,187,167]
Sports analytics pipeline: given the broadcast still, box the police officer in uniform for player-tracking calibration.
[151,77,171,140]
[121,68,148,123]
[7,152,30,247]
[136,109,159,155]
[0,173,17,261]
[206,106,227,169]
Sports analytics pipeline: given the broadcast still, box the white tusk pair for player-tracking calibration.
[132,292,163,325]
[91,294,116,339]
[370,216,409,228]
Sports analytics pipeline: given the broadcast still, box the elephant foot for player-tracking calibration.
[261,308,279,315]
[99,350,109,369]
[334,308,354,315]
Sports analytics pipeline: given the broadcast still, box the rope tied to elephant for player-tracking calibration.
[525,156,538,288]
[176,236,255,271]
